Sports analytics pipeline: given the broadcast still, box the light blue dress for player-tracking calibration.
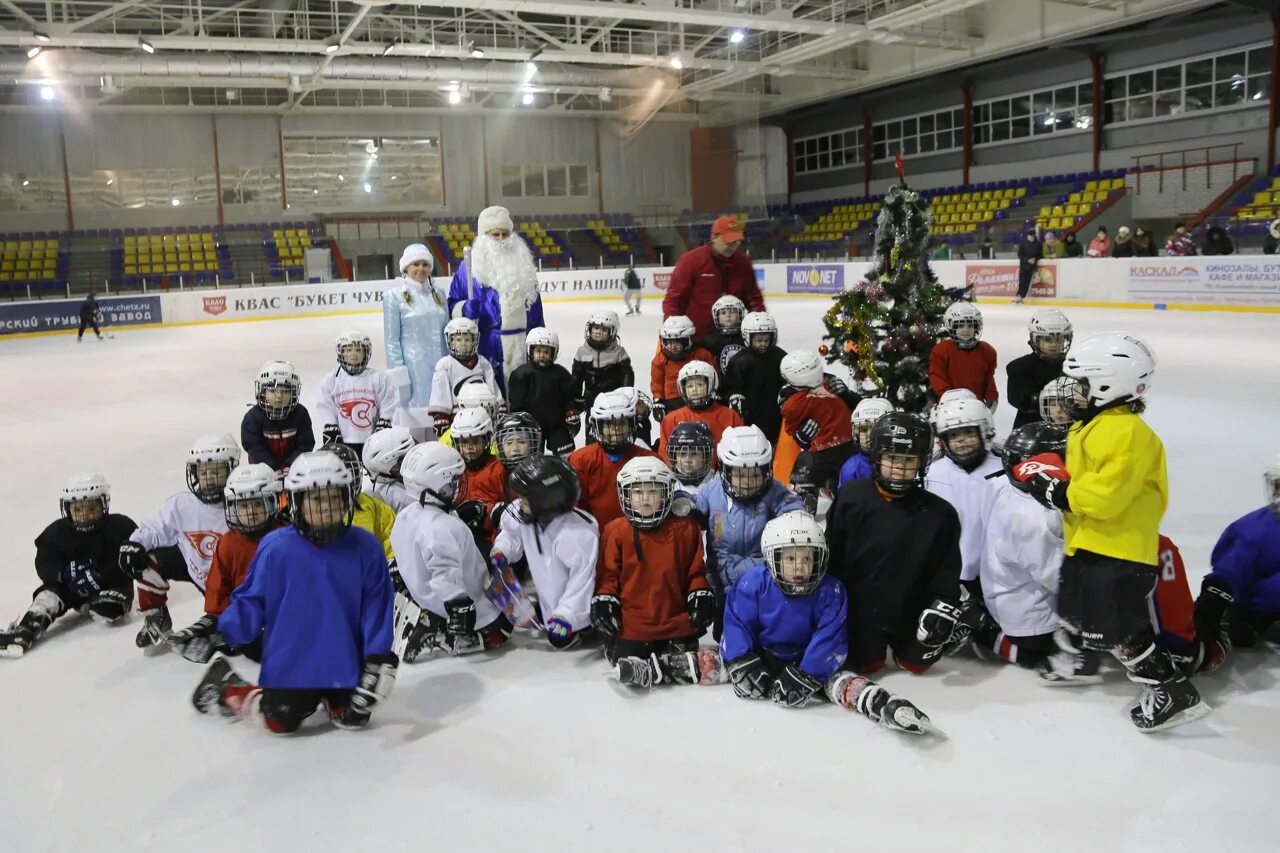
[383,276,449,409]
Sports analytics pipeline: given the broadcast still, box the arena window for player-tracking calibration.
[972,81,1091,147]
[500,164,592,198]
[1104,42,1268,125]
[792,127,863,176]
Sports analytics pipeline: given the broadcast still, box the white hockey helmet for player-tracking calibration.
[1265,453,1280,517]
[455,381,500,421]
[741,311,778,350]
[1027,308,1073,360]
[660,315,696,356]
[451,407,494,467]
[717,425,773,500]
[223,463,281,536]
[361,426,416,481]
[780,350,825,389]
[60,472,111,532]
[444,316,480,359]
[187,433,241,504]
[851,397,895,452]
[677,360,718,410]
[1062,331,1156,413]
[930,388,978,425]
[284,451,355,544]
[590,389,637,451]
[255,360,301,419]
[1037,376,1078,425]
[526,326,559,361]
[761,511,829,596]
[400,443,465,509]
[711,295,746,333]
[585,309,620,350]
[943,302,983,350]
[615,456,677,530]
[933,397,995,468]
[336,329,372,375]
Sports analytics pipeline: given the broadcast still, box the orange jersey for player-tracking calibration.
[596,515,710,642]
[781,387,853,452]
[568,442,656,529]
[204,527,275,615]
[659,402,743,454]
[458,455,510,541]
[928,339,999,402]
[1154,534,1196,647]
[650,344,715,403]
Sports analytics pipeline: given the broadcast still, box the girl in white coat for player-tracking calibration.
[383,244,449,429]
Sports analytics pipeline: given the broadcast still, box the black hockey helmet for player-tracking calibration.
[665,420,714,486]
[324,441,364,495]
[869,412,933,495]
[510,456,580,523]
[495,412,543,467]
[1002,422,1068,492]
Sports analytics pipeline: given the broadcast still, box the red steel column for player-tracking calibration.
[862,108,873,197]
[1269,12,1279,171]
[1090,52,1104,173]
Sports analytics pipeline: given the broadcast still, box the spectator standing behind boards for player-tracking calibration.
[1265,219,1280,255]
[1086,227,1112,258]
[978,231,995,260]
[1111,226,1133,257]
[663,215,765,341]
[383,244,448,420]
[623,265,642,316]
[1041,231,1065,259]
[1165,222,1197,256]
[77,291,103,342]
[1014,232,1042,305]
[1062,233,1084,258]
[1202,225,1234,256]
[1131,227,1157,256]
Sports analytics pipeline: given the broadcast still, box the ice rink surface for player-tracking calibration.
[2,296,1278,852]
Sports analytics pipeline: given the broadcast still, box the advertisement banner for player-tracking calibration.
[965,262,1057,298]
[651,271,672,292]
[536,269,624,295]
[1126,259,1280,306]
[0,295,162,336]
[194,282,391,319]
[785,263,845,294]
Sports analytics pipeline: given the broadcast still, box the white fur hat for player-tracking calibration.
[399,243,433,274]
[1270,218,1280,240]
[1117,226,1130,237]
[477,205,514,235]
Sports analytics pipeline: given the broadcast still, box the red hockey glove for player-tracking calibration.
[1012,453,1071,511]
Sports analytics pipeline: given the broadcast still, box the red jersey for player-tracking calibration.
[659,402,743,454]
[458,455,509,541]
[780,387,853,452]
[204,527,275,615]
[1154,534,1196,648]
[650,344,715,404]
[568,442,656,528]
[596,515,710,642]
[928,339,999,402]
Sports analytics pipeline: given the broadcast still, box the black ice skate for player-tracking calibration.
[613,655,662,689]
[0,625,37,658]
[192,655,246,717]
[1130,678,1210,733]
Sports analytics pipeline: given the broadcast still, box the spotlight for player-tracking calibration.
[138,36,155,54]
[381,42,396,57]
[27,46,42,59]
[448,89,462,105]
[469,43,485,59]
[669,55,683,70]
[171,198,180,206]
[325,38,341,54]
[522,91,534,106]
[362,182,372,193]
[337,174,345,181]
[313,188,319,194]
[525,61,538,76]
[39,86,54,101]
[599,87,612,103]
[729,30,745,45]
[22,179,30,187]
[33,31,51,43]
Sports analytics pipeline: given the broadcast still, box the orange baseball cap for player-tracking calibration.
[711,215,744,243]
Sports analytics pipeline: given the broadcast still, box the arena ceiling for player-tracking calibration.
[0,0,1238,129]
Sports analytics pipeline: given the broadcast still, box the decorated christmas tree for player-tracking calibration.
[821,181,949,414]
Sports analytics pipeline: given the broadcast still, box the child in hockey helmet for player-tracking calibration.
[1027,307,1073,361]
[677,360,717,411]
[61,471,111,533]
[510,456,581,524]
[256,360,301,420]
[585,310,620,351]
[452,407,496,470]
[455,381,501,423]
[652,316,712,419]
[1002,421,1068,488]
[336,329,373,376]
[590,390,636,453]
[928,309,998,406]
[1037,376,1077,426]
[285,451,356,545]
[495,412,543,467]
[762,511,830,596]
[187,434,241,504]
[401,442,465,510]
[717,424,775,501]
[616,455,676,530]
[1061,331,1155,420]
[660,315,696,359]
[851,398,894,455]
[1005,308,1073,429]
[445,317,480,363]
[943,303,983,352]
[741,311,777,354]
[932,397,996,472]
[666,421,715,489]
[869,413,932,495]
[527,326,559,367]
[362,426,414,483]
[223,463,282,537]
[711,295,745,335]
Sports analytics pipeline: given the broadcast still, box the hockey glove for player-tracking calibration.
[651,401,667,424]
[545,617,577,649]
[1193,578,1234,644]
[728,394,747,417]
[64,559,106,600]
[822,375,848,397]
[777,384,799,407]
[444,596,477,637]
[322,423,342,445]
[726,653,773,701]
[117,542,153,579]
[489,501,511,531]
[455,500,488,536]
[86,589,130,625]
[793,418,820,451]
[916,599,963,649]
[168,614,224,663]
[373,418,392,432]
[432,413,453,434]
[770,664,823,709]
[135,604,173,653]
[1012,453,1071,511]
[565,410,582,431]
[590,595,621,637]
[336,653,399,729]
[670,493,696,519]
[686,588,717,634]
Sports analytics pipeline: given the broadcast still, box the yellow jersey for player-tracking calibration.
[352,491,396,561]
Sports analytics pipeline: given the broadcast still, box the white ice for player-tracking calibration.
[2,297,1278,852]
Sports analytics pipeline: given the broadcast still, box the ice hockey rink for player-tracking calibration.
[1,296,1278,852]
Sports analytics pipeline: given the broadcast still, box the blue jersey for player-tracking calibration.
[837,451,872,490]
[447,259,546,394]
[1207,507,1280,614]
[695,478,806,592]
[218,525,394,690]
[720,564,848,681]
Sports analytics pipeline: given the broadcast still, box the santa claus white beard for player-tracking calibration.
[471,234,539,328]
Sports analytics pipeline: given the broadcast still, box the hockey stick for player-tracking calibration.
[483,558,543,631]
[95,310,115,339]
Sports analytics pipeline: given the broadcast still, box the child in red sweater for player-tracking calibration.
[651,315,714,422]
[779,350,858,511]
[659,359,743,453]
[928,303,998,407]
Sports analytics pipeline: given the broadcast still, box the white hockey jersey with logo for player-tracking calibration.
[980,477,1064,637]
[493,505,599,631]
[315,367,401,444]
[390,502,501,626]
[924,452,1001,583]
[128,491,229,590]
[369,479,414,514]
[427,355,501,417]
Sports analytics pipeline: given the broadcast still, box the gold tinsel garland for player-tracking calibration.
[851,304,884,390]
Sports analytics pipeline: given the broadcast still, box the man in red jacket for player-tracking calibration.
[664,215,765,340]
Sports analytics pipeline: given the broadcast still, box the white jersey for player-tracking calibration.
[493,505,598,631]
[427,355,501,417]
[924,453,1001,583]
[129,491,228,590]
[369,479,414,514]
[980,478,1064,637]
[390,502,501,626]
[315,367,400,444]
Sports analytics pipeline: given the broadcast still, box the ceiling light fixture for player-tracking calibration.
[325,38,341,54]
[448,89,462,105]
[27,46,42,58]
[33,30,51,43]
[22,179,30,187]
[171,198,180,206]
[599,87,612,103]
[522,91,534,106]
[138,36,155,54]
[381,42,396,56]
[362,182,372,193]
[729,30,745,45]
[469,43,485,59]
[39,86,54,101]
[337,173,345,181]
[669,55,683,70]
